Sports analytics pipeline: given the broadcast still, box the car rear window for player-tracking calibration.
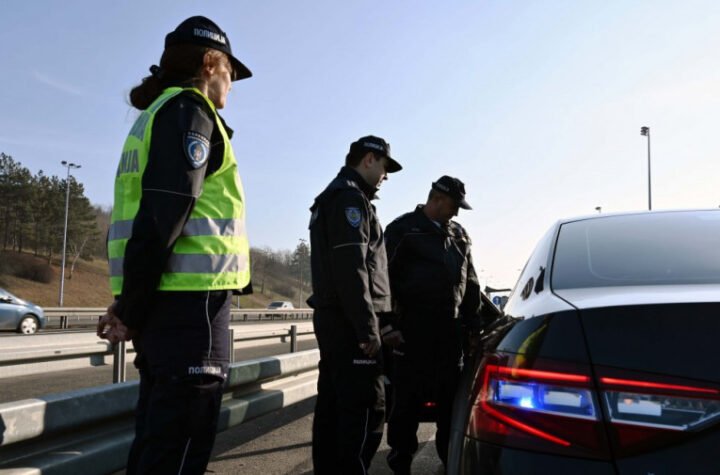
[552,211,720,289]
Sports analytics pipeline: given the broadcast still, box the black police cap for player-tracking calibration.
[350,135,402,173]
[165,16,252,81]
[432,175,472,209]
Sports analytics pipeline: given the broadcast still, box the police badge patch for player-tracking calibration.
[345,207,362,228]
[184,131,210,169]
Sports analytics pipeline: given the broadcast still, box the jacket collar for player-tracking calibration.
[338,166,378,199]
[414,204,451,234]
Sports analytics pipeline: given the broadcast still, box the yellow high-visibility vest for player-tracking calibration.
[108,87,250,295]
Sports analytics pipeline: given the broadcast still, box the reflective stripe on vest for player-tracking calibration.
[109,253,249,277]
[108,87,250,295]
[108,217,246,241]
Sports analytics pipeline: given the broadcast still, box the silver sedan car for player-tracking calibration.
[0,288,46,334]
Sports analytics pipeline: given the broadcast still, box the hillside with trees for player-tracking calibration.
[0,153,311,308]
[0,153,102,270]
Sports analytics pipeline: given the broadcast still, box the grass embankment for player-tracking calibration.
[0,250,298,308]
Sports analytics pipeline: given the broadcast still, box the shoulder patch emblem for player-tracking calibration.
[345,207,362,228]
[184,131,210,169]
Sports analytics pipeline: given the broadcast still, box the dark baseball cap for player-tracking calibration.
[165,16,252,81]
[350,135,402,173]
[432,176,472,209]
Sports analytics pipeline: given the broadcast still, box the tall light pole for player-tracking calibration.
[298,238,307,306]
[640,126,652,210]
[595,206,602,214]
[58,161,81,306]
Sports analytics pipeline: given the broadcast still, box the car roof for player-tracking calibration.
[554,208,720,226]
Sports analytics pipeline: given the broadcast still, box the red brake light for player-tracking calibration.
[600,377,720,396]
[479,398,572,447]
[598,369,720,456]
[468,355,610,460]
[467,354,720,459]
[494,366,590,384]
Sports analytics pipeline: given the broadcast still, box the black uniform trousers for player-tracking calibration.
[126,290,231,475]
[387,310,463,473]
[312,307,386,475]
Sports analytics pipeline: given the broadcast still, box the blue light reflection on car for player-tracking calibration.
[493,379,595,418]
[520,397,535,409]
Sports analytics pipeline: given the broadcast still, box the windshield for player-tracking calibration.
[268,302,284,308]
[0,289,18,300]
[552,211,720,289]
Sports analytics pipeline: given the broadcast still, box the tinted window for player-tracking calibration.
[504,225,557,314]
[552,211,720,289]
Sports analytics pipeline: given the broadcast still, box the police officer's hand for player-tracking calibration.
[98,302,135,344]
[96,302,119,339]
[382,329,405,348]
[359,336,381,358]
[466,331,483,356]
[107,319,135,344]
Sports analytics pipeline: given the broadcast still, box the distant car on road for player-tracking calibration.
[448,209,720,474]
[266,301,294,310]
[265,301,295,319]
[0,288,46,334]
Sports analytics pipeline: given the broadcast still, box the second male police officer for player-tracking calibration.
[308,136,402,474]
[383,176,491,474]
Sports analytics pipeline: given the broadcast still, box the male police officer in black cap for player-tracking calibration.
[383,176,492,474]
[308,135,402,474]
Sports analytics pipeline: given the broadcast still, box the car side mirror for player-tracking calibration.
[0,297,12,303]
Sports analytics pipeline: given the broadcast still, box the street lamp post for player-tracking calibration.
[595,206,602,214]
[298,238,307,306]
[58,161,81,307]
[640,126,652,210]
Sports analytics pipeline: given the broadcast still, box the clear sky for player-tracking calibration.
[2,1,720,289]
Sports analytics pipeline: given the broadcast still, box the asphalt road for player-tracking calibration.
[206,397,444,475]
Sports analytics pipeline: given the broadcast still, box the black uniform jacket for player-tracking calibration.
[114,90,240,330]
[384,205,484,331]
[307,166,392,343]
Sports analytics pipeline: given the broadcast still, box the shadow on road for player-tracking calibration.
[211,397,315,461]
[213,441,312,461]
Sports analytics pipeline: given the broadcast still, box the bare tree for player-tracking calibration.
[68,236,89,279]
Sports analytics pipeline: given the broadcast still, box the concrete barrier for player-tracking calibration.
[0,349,320,474]
[0,322,315,379]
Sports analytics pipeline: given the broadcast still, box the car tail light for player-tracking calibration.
[599,370,720,456]
[468,354,610,459]
[468,354,720,459]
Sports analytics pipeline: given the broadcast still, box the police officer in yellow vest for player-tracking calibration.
[97,16,252,474]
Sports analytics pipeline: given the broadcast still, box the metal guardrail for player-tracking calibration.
[43,307,314,329]
[0,349,320,474]
[0,324,315,382]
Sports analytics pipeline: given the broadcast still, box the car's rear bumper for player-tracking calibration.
[459,437,616,474]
